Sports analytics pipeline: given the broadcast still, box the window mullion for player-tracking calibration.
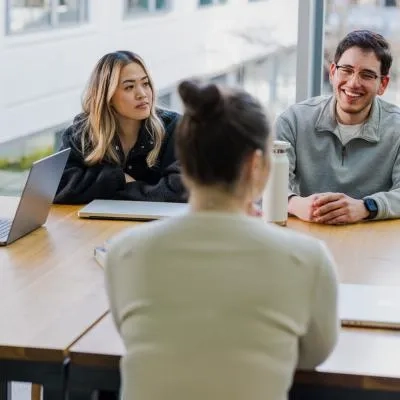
[78,0,86,22]
[50,0,59,27]
[5,0,11,34]
[149,0,156,12]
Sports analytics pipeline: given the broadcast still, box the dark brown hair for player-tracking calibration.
[176,80,270,189]
[334,30,392,76]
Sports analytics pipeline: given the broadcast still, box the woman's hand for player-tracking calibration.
[125,173,135,183]
[246,202,263,217]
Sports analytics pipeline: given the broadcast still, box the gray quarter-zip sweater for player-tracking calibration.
[275,95,400,220]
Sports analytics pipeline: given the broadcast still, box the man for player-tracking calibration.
[276,30,400,224]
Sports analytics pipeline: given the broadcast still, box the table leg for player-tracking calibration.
[42,384,66,400]
[68,389,94,399]
[31,383,42,400]
[97,390,119,399]
[0,381,11,400]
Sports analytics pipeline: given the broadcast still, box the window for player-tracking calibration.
[6,0,88,35]
[209,73,228,84]
[235,66,245,86]
[125,0,169,16]
[0,122,68,196]
[324,0,400,105]
[198,0,228,7]
[157,92,172,108]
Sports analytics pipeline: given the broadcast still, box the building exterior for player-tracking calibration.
[3,0,398,196]
[0,0,298,155]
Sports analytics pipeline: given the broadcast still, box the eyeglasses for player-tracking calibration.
[335,64,382,83]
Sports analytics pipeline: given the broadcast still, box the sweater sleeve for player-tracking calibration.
[104,227,145,331]
[297,242,339,370]
[114,161,186,202]
[368,145,400,220]
[54,125,126,204]
[104,233,125,331]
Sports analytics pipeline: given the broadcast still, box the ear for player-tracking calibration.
[250,149,269,201]
[328,62,336,84]
[250,149,264,176]
[377,75,390,96]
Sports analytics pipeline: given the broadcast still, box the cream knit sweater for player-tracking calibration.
[105,212,339,400]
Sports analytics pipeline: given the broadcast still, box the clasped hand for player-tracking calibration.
[125,173,135,183]
[290,192,369,225]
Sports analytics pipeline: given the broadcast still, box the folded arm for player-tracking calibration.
[114,160,187,202]
[54,129,126,204]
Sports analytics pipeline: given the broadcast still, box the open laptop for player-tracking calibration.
[78,199,189,221]
[339,283,400,329]
[0,148,71,246]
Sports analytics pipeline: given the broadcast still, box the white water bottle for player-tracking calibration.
[262,140,291,226]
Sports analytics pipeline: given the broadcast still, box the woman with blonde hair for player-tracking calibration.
[105,80,339,400]
[54,50,185,204]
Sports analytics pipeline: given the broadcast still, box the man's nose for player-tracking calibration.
[347,72,363,86]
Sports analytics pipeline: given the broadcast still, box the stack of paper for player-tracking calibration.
[94,246,107,268]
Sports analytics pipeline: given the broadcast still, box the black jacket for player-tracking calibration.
[54,109,187,204]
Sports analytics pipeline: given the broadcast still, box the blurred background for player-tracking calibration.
[0,0,399,196]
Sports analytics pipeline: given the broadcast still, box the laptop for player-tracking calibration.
[0,148,71,246]
[339,283,400,329]
[78,199,189,221]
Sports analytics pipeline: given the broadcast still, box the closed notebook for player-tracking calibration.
[339,283,400,329]
[79,199,189,221]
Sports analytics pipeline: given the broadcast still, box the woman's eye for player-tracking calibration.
[125,86,133,90]
[143,81,150,87]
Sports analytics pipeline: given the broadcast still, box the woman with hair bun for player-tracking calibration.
[54,51,185,204]
[105,80,339,400]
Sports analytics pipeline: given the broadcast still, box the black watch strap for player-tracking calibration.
[363,198,378,220]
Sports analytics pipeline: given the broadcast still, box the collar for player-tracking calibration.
[112,120,156,156]
[136,121,156,153]
[315,96,381,143]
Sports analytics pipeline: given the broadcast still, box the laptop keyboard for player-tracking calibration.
[0,218,12,239]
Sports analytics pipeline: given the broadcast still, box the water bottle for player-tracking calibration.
[262,140,291,226]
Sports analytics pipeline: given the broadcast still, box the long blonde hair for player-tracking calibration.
[80,51,165,167]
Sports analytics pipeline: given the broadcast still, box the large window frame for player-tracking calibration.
[296,0,325,101]
[5,0,88,35]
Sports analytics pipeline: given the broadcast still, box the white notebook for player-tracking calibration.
[339,283,400,329]
[94,245,107,268]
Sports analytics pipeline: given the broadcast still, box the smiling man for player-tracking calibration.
[276,30,400,224]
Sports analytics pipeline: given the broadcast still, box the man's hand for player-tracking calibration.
[246,201,263,217]
[124,173,135,183]
[312,193,369,224]
[288,194,321,222]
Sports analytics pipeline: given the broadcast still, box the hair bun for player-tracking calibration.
[178,80,224,121]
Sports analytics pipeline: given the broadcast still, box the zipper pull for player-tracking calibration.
[341,146,346,166]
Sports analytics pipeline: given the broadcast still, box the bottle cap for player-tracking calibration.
[272,140,290,153]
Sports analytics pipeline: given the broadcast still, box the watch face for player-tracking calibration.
[364,198,378,220]
[365,198,378,212]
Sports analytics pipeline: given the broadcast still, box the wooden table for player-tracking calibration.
[67,218,400,399]
[287,218,400,285]
[0,198,136,399]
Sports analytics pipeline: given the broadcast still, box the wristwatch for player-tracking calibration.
[363,198,378,220]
